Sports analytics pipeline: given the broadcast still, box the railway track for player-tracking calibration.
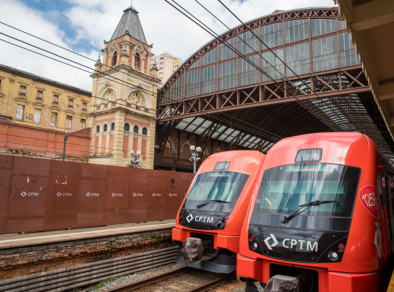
[107,267,236,292]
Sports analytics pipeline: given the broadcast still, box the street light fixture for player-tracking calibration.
[130,150,141,168]
[189,145,202,174]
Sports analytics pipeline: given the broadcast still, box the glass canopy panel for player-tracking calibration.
[186,117,204,132]
[285,19,309,43]
[219,60,237,90]
[175,117,195,130]
[218,128,234,141]
[211,125,227,139]
[261,22,283,49]
[201,65,217,94]
[239,54,260,87]
[339,33,360,68]
[201,47,218,65]
[186,69,200,98]
[286,42,310,77]
[261,48,284,82]
[338,20,346,30]
[194,120,213,135]
[239,28,259,54]
[171,74,184,101]
[220,37,237,60]
[311,19,337,37]
[312,35,338,72]
[161,90,171,104]
[189,59,200,69]
[224,130,240,143]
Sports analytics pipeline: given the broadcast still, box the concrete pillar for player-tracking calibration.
[112,111,125,166]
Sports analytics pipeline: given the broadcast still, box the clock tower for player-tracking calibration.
[89,4,160,168]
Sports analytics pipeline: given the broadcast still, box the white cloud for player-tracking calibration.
[0,0,96,91]
[0,0,337,91]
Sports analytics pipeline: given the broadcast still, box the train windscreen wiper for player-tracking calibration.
[281,200,338,224]
[196,200,231,209]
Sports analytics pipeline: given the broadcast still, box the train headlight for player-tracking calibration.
[328,251,339,261]
[179,213,184,225]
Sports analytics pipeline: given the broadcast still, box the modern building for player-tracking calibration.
[151,53,183,87]
[155,7,394,171]
[89,4,160,168]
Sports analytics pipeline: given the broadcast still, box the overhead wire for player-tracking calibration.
[215,0,354,130]
[0,21,286,145]
[0,30,282,144]
[165,0,336,133]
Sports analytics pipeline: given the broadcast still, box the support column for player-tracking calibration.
[111,111,125,166]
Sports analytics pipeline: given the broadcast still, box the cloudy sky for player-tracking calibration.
[0,0,337,91]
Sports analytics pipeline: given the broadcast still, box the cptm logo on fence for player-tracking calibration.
[111,193,123,197]
[86,192,100,197]
[169,193,177,197]
[21,191,39,197]
[57,192,72,197]
[152,193,162,197]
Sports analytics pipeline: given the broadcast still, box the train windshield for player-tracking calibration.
[184,171,249,212]
[250,164,360,229]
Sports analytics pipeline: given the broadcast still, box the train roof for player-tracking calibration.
[198,150,265,175]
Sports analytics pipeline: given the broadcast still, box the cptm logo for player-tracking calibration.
[111,193,123,197]
[86,192,99,197]
[133,193,143,197]
[169,193,177,197]
[152,193,162,197]
[57,192,72,197]
[186,213,194,223]
[264,234,318,252]
[21,191,39,197]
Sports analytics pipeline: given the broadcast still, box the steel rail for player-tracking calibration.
[107,267,192,291]
[108,268,236,292]
[187,272,235,292]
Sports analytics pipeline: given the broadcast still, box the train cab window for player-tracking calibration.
[250,163,361,230]
[183,171,249,212]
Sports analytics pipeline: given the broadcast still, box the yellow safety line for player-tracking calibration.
[387,270,394,292]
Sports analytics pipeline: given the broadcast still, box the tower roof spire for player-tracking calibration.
[110,2,147,44]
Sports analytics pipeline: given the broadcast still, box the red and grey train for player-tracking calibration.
[238,133,394,292]
[172,150,265,273]
[173,133,394,291]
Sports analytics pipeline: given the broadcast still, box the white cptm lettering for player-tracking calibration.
[264,234,318,252]
[194,216,214,224]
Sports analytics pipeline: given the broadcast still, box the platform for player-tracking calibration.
[0,219,175,249]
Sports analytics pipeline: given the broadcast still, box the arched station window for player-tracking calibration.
[96,125,100,133]
[133,125,139,134]
[124,123,130,131]
[103,124,108,132]
[135,53,140,68]
[112,51,118,66]
[142,128,147,135]
[111,123,115,131]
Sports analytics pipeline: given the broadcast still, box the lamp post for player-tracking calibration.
[130,150,141,168]
[62,133,69,161]
[189,145,202,174]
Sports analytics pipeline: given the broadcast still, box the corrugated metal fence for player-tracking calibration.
[0,155,194,235]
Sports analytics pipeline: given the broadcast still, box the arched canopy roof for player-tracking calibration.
[156,7,394,158]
